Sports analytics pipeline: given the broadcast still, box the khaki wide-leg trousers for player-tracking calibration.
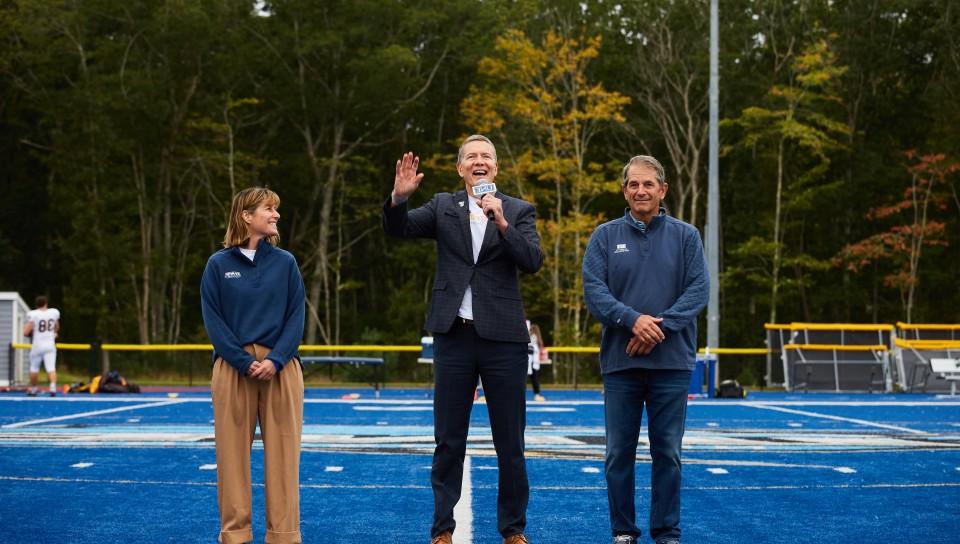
[212,344,304,544]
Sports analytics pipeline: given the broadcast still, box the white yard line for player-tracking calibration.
[1,400,186,429]
[3,474,956,492]
[453,455,473,544]
[3,397,960,407]
[747,404,927,434]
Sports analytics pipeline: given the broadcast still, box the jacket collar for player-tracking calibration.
[623,207,666,233]
[229,238,274,264]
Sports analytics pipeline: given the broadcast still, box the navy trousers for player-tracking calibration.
[603,367,691,542]
[431,320,529,538]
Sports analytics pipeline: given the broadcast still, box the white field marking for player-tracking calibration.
[376,421,389,425]
[490,482,960,492]
[955,467,960,472]
[71,462,94,469]
[324,466,344,472]
[581,466,601,474]
[4,397,959,407]
[1,400,187,429]
[706,468,729,475]
[475,465,498,471]
[453,455,473,544]
[199,464,217,470]
[788,422,803,427]
[746,404,926,434]
[684,458,853,471]
[735,401,960,407]
[834,467,857,474]
[0,475,431,489]
[707,422,719,427]
[352,406,431,412]
[127,419,140,423]
[2,475,955,494]
[540,421,553,426]
[527,407,575,412]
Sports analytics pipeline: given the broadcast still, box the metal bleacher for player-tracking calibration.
[893,323,960,393]
[772,323,894,393]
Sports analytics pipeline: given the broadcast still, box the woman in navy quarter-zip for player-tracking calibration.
[200,187,305,544]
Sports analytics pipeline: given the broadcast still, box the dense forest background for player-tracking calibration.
[2,0,958,384]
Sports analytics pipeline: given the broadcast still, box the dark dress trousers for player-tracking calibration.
[383,189,543,538]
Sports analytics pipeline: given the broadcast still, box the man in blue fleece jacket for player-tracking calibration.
[582,155,709,544]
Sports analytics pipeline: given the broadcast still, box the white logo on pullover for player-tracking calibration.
[224,271,241,279]
[614,243,629,254]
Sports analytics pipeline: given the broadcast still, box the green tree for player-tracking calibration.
[461,27,629,354]
[723,38,851,324]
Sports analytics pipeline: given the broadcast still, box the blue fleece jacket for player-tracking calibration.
[582,208,709,373]
[200,239,305,375]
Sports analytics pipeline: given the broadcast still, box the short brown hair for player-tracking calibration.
[223,187,281,248]
[457,134,498,164]
[35,295,48,308]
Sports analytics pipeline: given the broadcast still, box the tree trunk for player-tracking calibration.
[770,138,785,325]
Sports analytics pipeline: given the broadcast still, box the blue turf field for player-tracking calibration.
[1,389,959,543]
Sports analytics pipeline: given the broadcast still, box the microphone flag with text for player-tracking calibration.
[471,179,497,220]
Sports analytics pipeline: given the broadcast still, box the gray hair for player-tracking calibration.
[457,134,498,164]
[621,155,666,187]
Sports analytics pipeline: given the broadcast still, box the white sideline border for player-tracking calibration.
[453,454,473,544]
[3,397,960,406]
[1,400,187,429]
[747,404,927,435]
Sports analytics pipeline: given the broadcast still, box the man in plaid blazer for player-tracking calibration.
[382,134,543,544]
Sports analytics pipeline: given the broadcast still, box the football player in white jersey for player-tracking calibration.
[23,295,60,397]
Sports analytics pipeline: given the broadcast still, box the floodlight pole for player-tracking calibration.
[706,0,721,381]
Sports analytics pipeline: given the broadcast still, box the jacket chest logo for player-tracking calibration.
[614,243,630,254]
[224,271,242,279]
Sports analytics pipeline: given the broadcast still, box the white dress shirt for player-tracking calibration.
[457,196,489,320]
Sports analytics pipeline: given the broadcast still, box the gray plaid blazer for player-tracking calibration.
[383,189,543,343]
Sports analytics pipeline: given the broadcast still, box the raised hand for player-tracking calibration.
[392,151,424,203]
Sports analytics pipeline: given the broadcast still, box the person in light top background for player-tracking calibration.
[527,321,546,402]
[23,295,60,397]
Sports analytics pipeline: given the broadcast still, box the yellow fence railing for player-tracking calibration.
[11,342,92,350]
[698,348,768,355]
[894,338,960,350]
[770,322,895,332]
[784,343,888,352]
[896,322,960,331]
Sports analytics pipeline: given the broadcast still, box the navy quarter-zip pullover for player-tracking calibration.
[200,239,305,374]
[582,208,709,373]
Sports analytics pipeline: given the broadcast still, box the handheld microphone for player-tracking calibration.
[471,179,497,220]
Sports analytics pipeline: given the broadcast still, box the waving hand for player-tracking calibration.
[392,152,424,204]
